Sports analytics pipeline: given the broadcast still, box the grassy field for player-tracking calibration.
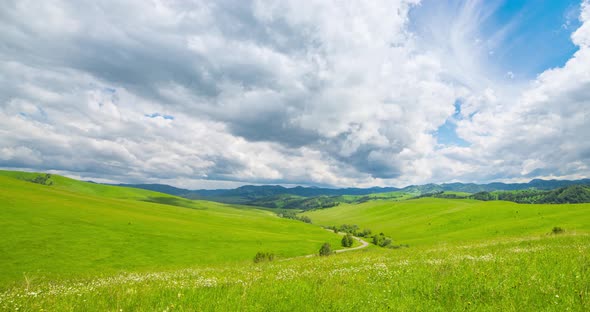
[1,170,589,310]
[0,171,342,286]
[303,197,590,247]
[1,233,587,311]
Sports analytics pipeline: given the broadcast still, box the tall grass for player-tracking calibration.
[1,233,587,311]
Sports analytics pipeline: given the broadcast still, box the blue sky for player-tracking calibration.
[435,101,469,147]
[485,0,581,77]
[1,0,589,188]
[425,0,583,147]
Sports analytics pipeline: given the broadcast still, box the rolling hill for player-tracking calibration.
[115,178,590,209]
[0,170,342,286]
[2,170,589,311]
[467,185,590,204]
[303,197,590,247]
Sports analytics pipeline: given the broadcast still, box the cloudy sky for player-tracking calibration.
[1,0,589,189]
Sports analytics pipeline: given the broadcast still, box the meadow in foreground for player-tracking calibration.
[1,233,588,311]
[1,171,589,311]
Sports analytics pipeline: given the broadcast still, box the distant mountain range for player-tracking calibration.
[114,178,590,208]
[401,178,590,194]
[113,184,400,201]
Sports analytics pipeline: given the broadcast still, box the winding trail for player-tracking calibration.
[333,233,369,253]
[280,230,370,261]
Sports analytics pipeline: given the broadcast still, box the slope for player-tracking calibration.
[0,172,341,286]
[303,197,590,246]
[115,177,590,210]
[0,170,198,205]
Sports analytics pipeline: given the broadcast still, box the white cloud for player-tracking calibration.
[451,0,590,183]
[0,0,589,188]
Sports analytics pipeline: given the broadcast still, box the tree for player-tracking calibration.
[319,243,333,256]
[341,234,353,247]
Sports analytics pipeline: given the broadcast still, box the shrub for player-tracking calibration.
[319,243,333,256]
[299,215,312,223]
[372,233,393,247]
[357,228,372,237]
[381,237,392,247]
[552,226,565,234]
[253,252,275,263]
[372,235,379,245]
[30,174,53,186]
[341,234,354,247]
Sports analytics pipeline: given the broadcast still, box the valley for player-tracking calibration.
[1,170,589,310]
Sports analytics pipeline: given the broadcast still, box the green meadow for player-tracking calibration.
[1,170,589,311]
[0,171,341,286]
[2,233,588,311]
[303,197,590,247]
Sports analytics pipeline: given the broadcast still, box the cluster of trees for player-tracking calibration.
[28,174,53,186]
[278,211,312,223]
[469,185,590,204]
[305,199,341,209]
[253,195,341,210]
[327,224,407,249]
[253,252,275,263]
[327,224,372,237]
[538,185,590,203]
[469,190,547,202]
[432,192,467,199]
[411,191,467,200]
[411,191,444,199]
[469,191,497,201]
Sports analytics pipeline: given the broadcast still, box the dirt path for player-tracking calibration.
[280,230,370,261]
[333,233,369,253]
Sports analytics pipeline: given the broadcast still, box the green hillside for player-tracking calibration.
[3,229,588,311]
[1,171,589,310]
[0,171,341,286]
[241,191,415,210]
[468,185,590,204]
[303,197,590,246]
[0,170,201,207]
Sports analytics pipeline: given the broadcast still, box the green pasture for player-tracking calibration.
[303,197,590,246]
[0,171,341,286]
[2,233,587,311]
[1,170,589,310]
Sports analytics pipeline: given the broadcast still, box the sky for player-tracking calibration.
[1,0,589,189]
